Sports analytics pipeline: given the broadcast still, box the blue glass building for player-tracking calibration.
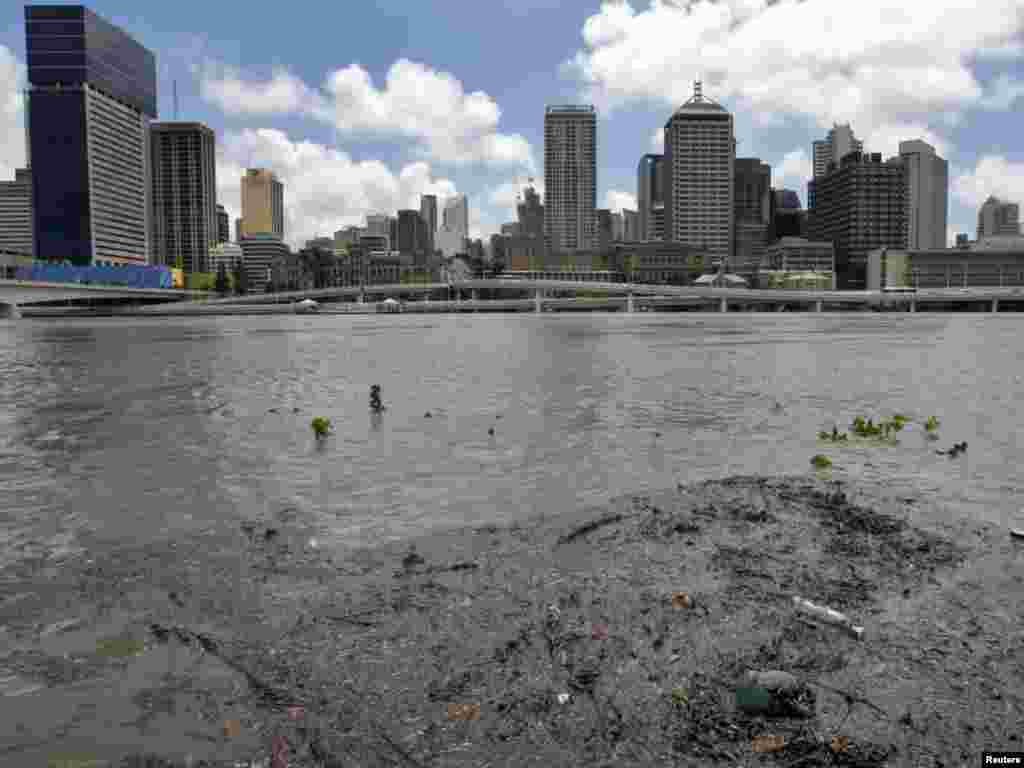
[25,5,157,265]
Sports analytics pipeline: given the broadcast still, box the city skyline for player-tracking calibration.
[0,2,1022,251]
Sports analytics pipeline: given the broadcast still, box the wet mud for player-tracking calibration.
[1,475,1021,767]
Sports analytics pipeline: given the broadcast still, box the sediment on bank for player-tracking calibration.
[6,475,1023,767]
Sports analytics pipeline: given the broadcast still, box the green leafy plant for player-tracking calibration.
[818,426,849,442]
[925,416,940,433]
[811,454,832,468]
[311,416,332,439]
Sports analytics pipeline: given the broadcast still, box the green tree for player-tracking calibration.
[215,262,229,295]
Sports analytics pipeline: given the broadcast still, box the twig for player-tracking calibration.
[372,721,432,768]
[811,681,888,719]
[556,512,625,546]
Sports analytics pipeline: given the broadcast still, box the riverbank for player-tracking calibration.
[1,475,1020,767]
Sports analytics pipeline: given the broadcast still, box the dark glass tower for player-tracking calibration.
[25,5,157,265]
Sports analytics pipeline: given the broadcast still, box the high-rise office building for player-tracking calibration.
[623,210,640,242]
[811,124,863,211]
[216,204,229,244]
[663,82,734,267]
[544,105,597,253]
[812,124,863,179]
[977,196,1021,238]
[637,153,664,241]
[517,182,543,238]
[25,5,157,265]
[240,168,283,239]
[897,140,948,251]
[767,188,806,244]
[733,158,771,281]
[807,151,906,289]
[0,168,34,257]
[238,233,287,293]
[597,209,614,251]
[150,122,217,273]
[442,194,469,235]
[420,195,437,254]
[438,194,469,257]
[396,209,424,255]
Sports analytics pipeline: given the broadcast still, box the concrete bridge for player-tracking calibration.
[0,279,201,317]
[184,279,1024,313]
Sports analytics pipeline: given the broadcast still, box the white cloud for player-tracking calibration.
[951,155,1024,210]
[604,189,637,213]
[771,148,812,195]
[863,123,951,159]
[568,0,1024,150]
[199,57,535,171]
[197,61,323,115]
[217,129,459,250]
[0,46,26,181]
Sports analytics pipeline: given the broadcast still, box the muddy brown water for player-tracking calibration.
[2,315,1024,765]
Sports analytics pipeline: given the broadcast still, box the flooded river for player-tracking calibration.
[0,312,1022,764]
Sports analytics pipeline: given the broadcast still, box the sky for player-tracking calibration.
[1,0,1023,250]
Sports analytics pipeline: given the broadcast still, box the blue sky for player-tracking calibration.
[1,0,1023,249]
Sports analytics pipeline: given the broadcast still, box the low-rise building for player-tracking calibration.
[208,242,243,276]
[608,241,708,284]
[239,234,289,292]
[0,169,33,258]
[760,237,836,289]
[867,245,1024,290]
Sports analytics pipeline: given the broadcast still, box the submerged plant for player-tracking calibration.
[811,454,832,468]
[311,416,332,438]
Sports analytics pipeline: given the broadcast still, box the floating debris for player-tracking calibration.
[792,596,864,639]
[310,416,331,439]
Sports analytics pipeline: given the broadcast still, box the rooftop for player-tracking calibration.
[670,81,729,117]
[545,105,596,114]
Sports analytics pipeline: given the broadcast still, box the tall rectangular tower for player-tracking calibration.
[898,140,948,251]
[734,158,771,281]
[25,5,157,265]
[0,168,34,257]
[544,105,597,254]
[663,82,734,267]
[150,122,217,273]
[420,195,437,254]
[241,168,283,240]
[807,151,906,289]
[637,153,663,241]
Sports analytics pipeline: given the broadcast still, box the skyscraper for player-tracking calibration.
[150,122,217,273]
[241,168,283,240]
[812,124,863,179]
[733,158,771,281]
[517,182,543,238]
[897,140,948,251]
[544,105,597,254]
[807,151,906,289]
[216,204,229,244]
[438,194,469,257]
[977,196,1021,238]
[25,5,157,265]
[420,195,438,254]
[0,169,34,257]
[663,82,734,267]
[637,153,663,241]
[396,209,423,255]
